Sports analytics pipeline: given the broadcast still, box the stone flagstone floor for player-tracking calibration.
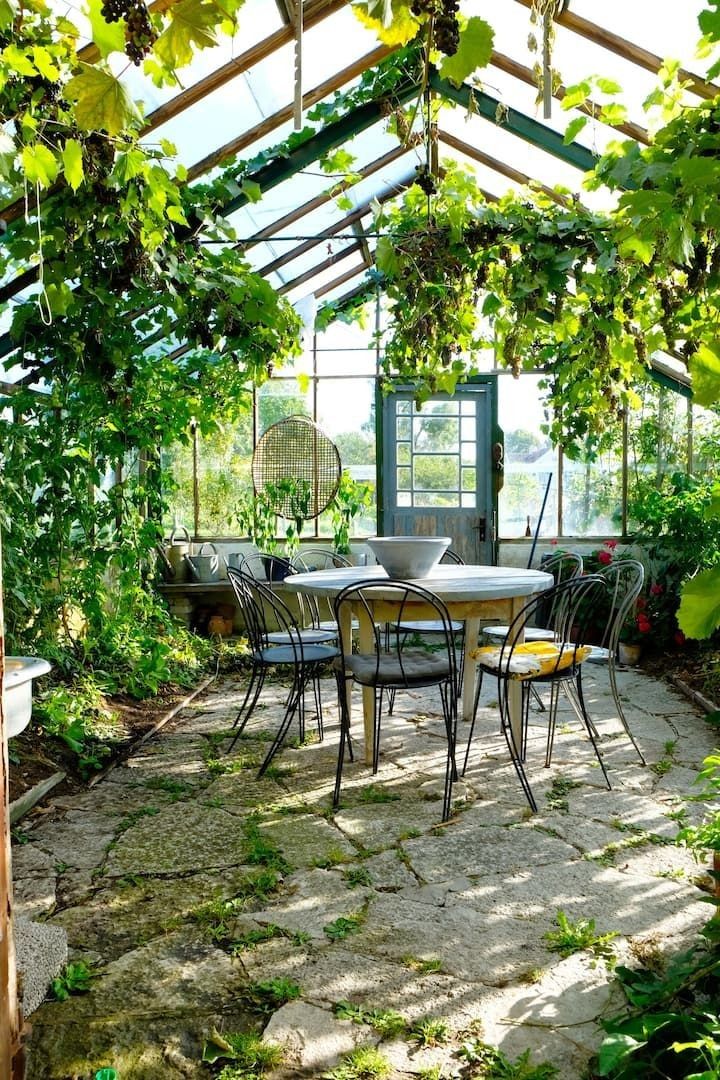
[12,663,718,1079]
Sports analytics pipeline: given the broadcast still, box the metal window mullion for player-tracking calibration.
[557,445,564,536]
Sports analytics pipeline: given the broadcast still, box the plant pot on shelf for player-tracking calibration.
[618,642,642,667]
[262,556,292,582]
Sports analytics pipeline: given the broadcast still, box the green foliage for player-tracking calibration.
[543,910,618,961]
[334,1000,408,1038]
[323,913,365,941]
[410,1016,450,1047]
[545,777,582,813]
[597,918,720,1078]
[34,677,118,777]
[202,1028,283,1075]
[343,866,372,888]
[330,472,375,555]
[677,752,720,856]
[244,978,302,1013]
[49,960,98,1001]
[457,1040,559,1079]
[324,1046,392,1080]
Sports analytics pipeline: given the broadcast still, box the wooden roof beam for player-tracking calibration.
[513,0,720,100]
[490,51,649,145]
[315,259,369,298]
[187,43,393,181]
[279,242,362,294]
[143,0,346,135]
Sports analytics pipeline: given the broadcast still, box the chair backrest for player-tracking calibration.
[227,566,303,657]
[598,559,645,653]
[332,579,460,690]
[240,552,295,584]
[535,551,583,628]
[292,548,351,572]
[441,548,464,565]
[498,575,607,678]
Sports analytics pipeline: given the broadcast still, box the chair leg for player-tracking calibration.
[608,657,646,764]
[257,668,305,777]
[333,671,352,808]
[499,680,537,812]
[372,687,383,774]
[440,683,458,821]
[575,671,612,790]
[544,682,561,767]
[461,664,485,776]
[227,666,266,753]
[530,685,546,713]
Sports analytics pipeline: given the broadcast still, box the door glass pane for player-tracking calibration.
[397,442,411,465]
[461,493,476,508]
[396,400,411,415]
[461,442,475,465]
[424,400,458,415]
[413,417,458,449]
[461,417,476,441]
[462,468,476,491]
[397,491,412,507]
[415,491,459,507]
[396,417,411,440]
[414,455,459,490]
[397,467,411,490]
[461,400,476,415]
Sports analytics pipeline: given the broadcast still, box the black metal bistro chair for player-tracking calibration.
[226,567,340,775]
[579,559,646,764]
[291,548,353,633]
[478,549,584,714]
[332,579,460,822]
[463,574,611,812]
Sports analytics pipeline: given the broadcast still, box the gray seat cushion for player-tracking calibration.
[336,648,451,687]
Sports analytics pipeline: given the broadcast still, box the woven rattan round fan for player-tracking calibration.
[252,415,341,520]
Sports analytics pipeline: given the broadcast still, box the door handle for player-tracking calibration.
[474,515,487,542]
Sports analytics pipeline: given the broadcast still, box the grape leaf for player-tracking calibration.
[678,567,720,639]
[439,17,494,87]
[563,116,588,146]
[21,142,59,187]
[689,340,720,407]
[31,46,60,81]
[85,0,126,58]
[61,139,84,191]
[352,2,420,47]
[0,0,17,30]
[64,63,140,135]
[153,0,220,69]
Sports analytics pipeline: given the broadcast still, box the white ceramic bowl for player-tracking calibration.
[367,536,451,579]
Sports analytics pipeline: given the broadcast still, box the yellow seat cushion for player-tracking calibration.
[470,640,593,680]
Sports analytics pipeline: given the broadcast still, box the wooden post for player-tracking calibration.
[0,532,22,1078]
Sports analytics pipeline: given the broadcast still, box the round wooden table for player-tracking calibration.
[285,564,553,763]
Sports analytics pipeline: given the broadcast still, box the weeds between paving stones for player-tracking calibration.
[334,1001,408,1038]
[190,873,282,942]
[324,1046,392,1079]
[202,1029,284,1073]
[343,866,372,888]
[410,1017,451,1047]
[584,829,670,867]
[650,738,678,777]
[143,775,194,799]
[324,911,366,941]
[356,784,401,804]
[242,817,292,873]
[543,910,618,962]
[402,955,443,974]
[313,847,354,869]
[545,777,582,813]
[457,1040,559,1079]
[243,977,302,1014]
[49,961,99,1001]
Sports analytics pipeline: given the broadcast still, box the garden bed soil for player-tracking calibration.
[7,683,202,808]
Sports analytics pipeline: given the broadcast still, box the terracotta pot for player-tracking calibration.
[618,642,642,667]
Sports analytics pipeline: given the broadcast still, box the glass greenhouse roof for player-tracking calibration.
[1,0,714,391]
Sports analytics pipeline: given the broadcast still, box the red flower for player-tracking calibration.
[637,616,652,634]
[604,539,619,549]
[597,550,612,565]
[674,630,686,646]
[650,584,664,596]
[550,539,558,546]
[636,597,647,610]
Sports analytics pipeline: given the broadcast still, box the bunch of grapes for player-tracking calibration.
[100,0,157,65]
[414,165,436,196]
[434,0,460,55]
[409,0,460,56]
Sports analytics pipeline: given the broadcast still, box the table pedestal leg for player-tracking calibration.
[338,604,353,739]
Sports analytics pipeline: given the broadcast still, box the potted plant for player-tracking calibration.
[233,488,278,556]
[618,602,652,666]
[330,472,374,556]
[265,478,312,560]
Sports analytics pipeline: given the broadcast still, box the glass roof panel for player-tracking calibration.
[568,0,710,72]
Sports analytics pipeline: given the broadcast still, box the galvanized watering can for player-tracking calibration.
[187,541,225,583]
[161,525,193,583]
[226,552,245,571]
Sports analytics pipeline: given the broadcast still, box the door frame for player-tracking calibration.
[375,375,504,564]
